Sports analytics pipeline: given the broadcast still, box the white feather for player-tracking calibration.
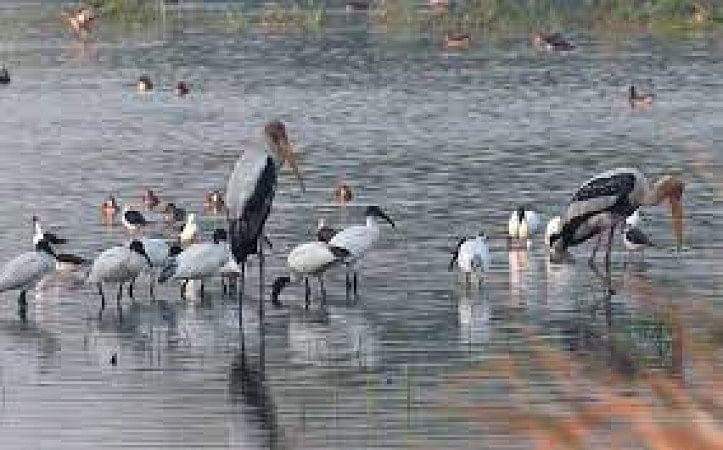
[179,213,197,244]
[88,246,146,283]
[287,242,340,275]
[168,242,229,280]
[625,210,641,227]
[328,217,380,260]
[0,250,55,292]
[457,236,490,274]
[545,216,562,250]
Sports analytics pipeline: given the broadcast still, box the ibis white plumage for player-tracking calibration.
[549,168,684,270]
[271,241,350,308]
[158,228,230,299]
[0,239,57,307]
[507,207,540,248]
[328,206,395,296]
[225,121,305,314]
[449,232,490,287]
[179,213,198,245]
[87,240,152,310]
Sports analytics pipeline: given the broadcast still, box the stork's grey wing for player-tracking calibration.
[571,171,636,203]
[0,252,48,292]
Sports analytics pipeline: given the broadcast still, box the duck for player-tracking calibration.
[507,207,541,248]
[0,65,10,85]
[333,182,353,203]
[445,33,471,50]
[101,195,119,217]
[64,6,95,35]
[142,189,160,209]
[629,85,654,107]
[204,190,225,212]
[175,81,189,96]
[137,75,153,92]
[532,33,575,51]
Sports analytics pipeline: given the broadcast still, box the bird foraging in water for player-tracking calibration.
[87,240,152,310]
[532,33,575,51]
[507,207,540,249]
[0,239,57,308]
[449,232,490,288]
[271,241,350,309]
[158,228,231,299]
[549,168,683,279]
[328,206,395,297]
[225,120,305,315]
[629,86,654,107]
[137,75,153,92]
[0,65,10,85]
[316,218,337,243]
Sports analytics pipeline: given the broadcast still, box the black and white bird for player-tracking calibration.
[122,206,149,234]
[544,216,562,253]
[549,168,684,269]
[225,121,305,308]
[507,207,540,248]
[32,216,90,271]
[623,211,654,261]
[136,237,177,297]
[316,218,337,243]
[271,241,350,308]
[158,228,231,299]
[87,240,152,310]
[0,239,57,307]
[449,232,490,287]
[328,206,395,296]
[32,215,67,246]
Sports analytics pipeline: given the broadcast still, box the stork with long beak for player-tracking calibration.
[549,168,683,282]
[225,121,305,324]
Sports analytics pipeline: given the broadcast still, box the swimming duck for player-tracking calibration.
[101,195,119,216]
[445,33,470,50]
[175,81,189,96]
[204,190,225,211]
[532,33,574,51]
[629,85,654,107]
[142,189,160,209]
[333,182,353,203]
[65,6,95,34]
[137,75,153,92]
[0,65,9,85]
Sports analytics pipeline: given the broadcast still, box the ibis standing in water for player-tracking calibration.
[449,232,490,288]
[507,207,540,248]
[549,168,683,272]
[225,121,305,318]
[328,206,395,297]
[0,238,57,308]
[87,240,152,311]
[271,241,350,308]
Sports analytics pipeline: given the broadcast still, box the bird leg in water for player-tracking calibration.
[604,225,616,271]
[353,272,358,297]
[304,278,310,309]
[117,283,123,308]
[181,280,187,300]
[259,246,265,321]
[200,281,205,300]
[319,276,327,306]
[18,290,27,307]
[128,278,135,299]
[98,283,105,310]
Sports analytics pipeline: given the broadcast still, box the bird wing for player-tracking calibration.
[508,212,519,238]
[328,225,376,258]
[140,238,170,267]
[0,252,53,292]
[226,151,277,263]
[88,246,130,282]
[125,210,147,225]
[173,244,228,278]
[525,211,541,234]
[287,242,338,274]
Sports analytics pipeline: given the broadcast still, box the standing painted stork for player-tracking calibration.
[225,121,305,318]
[328,206,395,296]
[507,207,540,248]
[549,168,683,270]
[271,241,350,308]
[449,232,490,288]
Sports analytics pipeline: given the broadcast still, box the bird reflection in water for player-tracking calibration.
[457,287,491,349]
[507,249,530,307]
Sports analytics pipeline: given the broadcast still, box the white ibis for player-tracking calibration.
[316,218,337,243]
[0,239,57,307]
[225,120,305,318]
[549,168,683,271]
[179,213,198,245]
[449,232,490,288]
[87,240,152,311]
[158,228,230,299]
[507,207,540,248]
[328,205,395,296]
[271,241,349,308]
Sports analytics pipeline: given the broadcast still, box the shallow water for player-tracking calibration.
[0,3,722,449]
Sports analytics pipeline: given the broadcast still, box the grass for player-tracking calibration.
[88,0,162,22]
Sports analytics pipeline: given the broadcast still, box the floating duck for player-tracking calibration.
[101,195,119,216]
[65,6,95,35]
[629,85,654,107]
[142,189,160,209]
[532,33,575,51]
[204,190,225,211]
[333,182,353,203]
[137,75,153,92]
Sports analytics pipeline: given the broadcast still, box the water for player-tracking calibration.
[1,3,722,448]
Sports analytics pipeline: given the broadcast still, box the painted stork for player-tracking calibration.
[328,205,395,296]
[549,168,683,269]
[449,232,490,288]
[158,228,230,299]
[507,207,540,248]
[87,240,152,310]
[0,239,56,307]
[271,241,350,308]
[225,120,305,317]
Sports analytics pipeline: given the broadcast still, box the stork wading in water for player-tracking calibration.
[549,168,684,279]
[507,207,540,248]
[271,241,350,309]
[328,206,395,297]
[449,232,490,289]
[225,121,305,320]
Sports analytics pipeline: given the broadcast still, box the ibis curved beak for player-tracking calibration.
[670,196,683,250]
[280,140,305,193]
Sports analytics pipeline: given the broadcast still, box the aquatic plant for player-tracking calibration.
[88,0,161,22]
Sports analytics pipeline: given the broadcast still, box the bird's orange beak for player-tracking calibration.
[670,196,683,250]
[280,140,305,193]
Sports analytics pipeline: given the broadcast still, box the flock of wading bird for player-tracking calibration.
[0,119,685,318]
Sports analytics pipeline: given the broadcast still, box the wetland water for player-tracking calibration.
[0,3,722,449]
